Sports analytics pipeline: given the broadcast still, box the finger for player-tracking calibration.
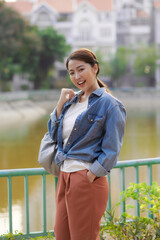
[67,90,75,100]
[66,93,70,100]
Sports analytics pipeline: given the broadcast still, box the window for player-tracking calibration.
[100,28,112,39]
[37,11,51,28]
[78,20,92,41]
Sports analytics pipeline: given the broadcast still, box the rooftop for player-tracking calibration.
[5,0,113,15]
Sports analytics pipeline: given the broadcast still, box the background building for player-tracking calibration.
[116,2,151,48]
[6,0,116,55]
[5,0,160,88]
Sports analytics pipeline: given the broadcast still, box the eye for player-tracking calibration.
[79,68,84,72]
[69,72,74,76]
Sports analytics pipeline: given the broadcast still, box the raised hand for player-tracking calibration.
[56,88,75,118]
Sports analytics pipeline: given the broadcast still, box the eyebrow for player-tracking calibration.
[69,64,85,72]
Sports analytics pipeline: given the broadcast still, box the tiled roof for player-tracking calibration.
[5,0,113,15]
[37,0,73,13]
[77,0,113,11]
[6,1,33,14]
[154,1,160,9]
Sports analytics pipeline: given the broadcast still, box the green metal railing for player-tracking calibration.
[0,157,160,238]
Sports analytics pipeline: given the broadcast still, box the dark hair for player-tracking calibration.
[66,48,111,94]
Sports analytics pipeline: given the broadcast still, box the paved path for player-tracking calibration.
[0,88,160,129]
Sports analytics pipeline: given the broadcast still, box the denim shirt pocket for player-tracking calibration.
[88,114,103,124]
[87,114,104,138]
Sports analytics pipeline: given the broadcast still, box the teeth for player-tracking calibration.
[78,81,85,85]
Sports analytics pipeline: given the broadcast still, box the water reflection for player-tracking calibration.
[0,107,160,234]
[119,109,160,160]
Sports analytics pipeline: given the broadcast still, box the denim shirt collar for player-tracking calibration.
[63,87,106,110]
[71,87,106,102]
[89,87,106,97]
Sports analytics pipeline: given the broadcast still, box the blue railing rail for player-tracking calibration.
[0,157,160,238]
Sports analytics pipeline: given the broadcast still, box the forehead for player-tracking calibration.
[68,59,88,71]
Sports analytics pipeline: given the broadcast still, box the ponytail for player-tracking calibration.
[97,78,112,95]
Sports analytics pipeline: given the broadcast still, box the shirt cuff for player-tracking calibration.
[50,108,61,126]
[89,160,110,177]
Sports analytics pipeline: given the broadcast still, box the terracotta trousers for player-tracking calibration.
[54,169,109,240]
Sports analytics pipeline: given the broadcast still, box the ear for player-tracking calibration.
[93,63,98,75]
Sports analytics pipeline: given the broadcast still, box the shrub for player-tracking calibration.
[100,182,160,240]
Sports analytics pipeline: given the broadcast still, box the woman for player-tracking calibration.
[48,48,126,240]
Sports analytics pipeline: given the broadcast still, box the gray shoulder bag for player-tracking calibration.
[38,132,60,177]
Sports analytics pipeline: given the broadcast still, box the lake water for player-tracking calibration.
[0,104,160,234]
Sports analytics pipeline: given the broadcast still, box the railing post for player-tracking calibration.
[147,164,152,186]
[147,164,153,218]
[134,166,140,217]
[55,177,58,189]
[120,167,125,214]
[106,174,111,219]
[24,175,29,234]
[7,176,13,233]
[0,159,160,239]
[42,174,47,233]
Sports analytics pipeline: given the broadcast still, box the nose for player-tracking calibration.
[75,72,80,79]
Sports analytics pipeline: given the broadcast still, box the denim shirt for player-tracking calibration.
[48,88,126,177]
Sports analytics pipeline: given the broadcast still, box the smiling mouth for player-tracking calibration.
[78,80,86,85]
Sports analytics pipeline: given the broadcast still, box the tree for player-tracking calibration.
[133,45,157,85]
[109,46,131,86]
[95,49,112,77]
[0,1,29,90]
[0,1,70,91]
[20,26,70,89]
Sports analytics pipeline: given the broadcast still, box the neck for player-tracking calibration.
[79,91,88,103]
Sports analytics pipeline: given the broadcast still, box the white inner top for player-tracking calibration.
[60,99,92,172]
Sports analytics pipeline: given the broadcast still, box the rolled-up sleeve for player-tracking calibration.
[90,104,126,177]
[47,108,61,141]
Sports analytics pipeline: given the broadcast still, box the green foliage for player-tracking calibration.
[0,2,70,91]
[109,47,131,83]
[100,182,160,240]
[133,45,158,78]
[0,1,29,90]
[19,26,70,89]
[94,49,112,77]
[0,231,55,240]
[0,1,27,56]
[0,231,24,240]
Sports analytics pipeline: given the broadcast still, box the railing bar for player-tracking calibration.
[7,176,13,233]
[0,158,160,177]
[0,158,159,239]
[120,167,125,214]
[134,166,140,217]
[24,175,30,234]
[42,174,47,233]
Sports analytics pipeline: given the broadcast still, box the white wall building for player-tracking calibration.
[6,0,116,56]
[114,0,152,14]
[116,2,151,48]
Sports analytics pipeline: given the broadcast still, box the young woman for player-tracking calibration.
[48,48,126,240]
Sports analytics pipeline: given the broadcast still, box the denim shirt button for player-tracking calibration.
[68,142,70,144]
[74,128,77,131]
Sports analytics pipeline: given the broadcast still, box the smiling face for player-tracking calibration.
[68,59,100,96]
